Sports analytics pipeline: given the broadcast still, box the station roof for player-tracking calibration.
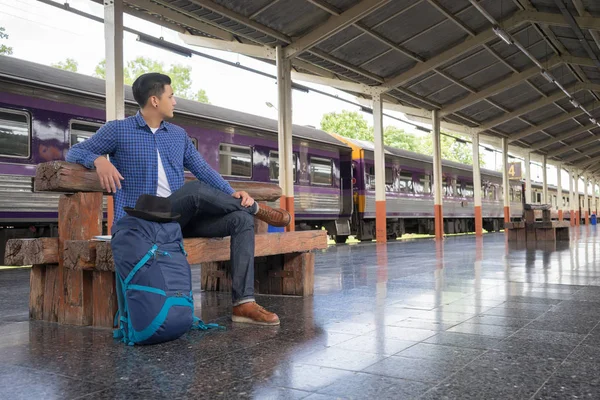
[97,0,600,177]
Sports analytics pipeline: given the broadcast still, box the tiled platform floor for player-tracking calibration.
[3,227,600,399]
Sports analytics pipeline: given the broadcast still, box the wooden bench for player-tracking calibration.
[505,203,569,242]
[4,161,327,328]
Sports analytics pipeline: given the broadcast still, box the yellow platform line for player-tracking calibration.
[0,265,32,270]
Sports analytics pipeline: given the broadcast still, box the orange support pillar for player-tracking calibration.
[432,110,443,241]
[558,210,563,221]
[372,92,387,243]
[472,133,483,237]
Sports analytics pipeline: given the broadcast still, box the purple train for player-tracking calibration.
[0,56,578,259]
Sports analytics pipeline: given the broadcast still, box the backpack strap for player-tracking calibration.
[124,244,158,286]
[192,316,225,331]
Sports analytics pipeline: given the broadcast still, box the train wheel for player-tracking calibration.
[335,235,348,244]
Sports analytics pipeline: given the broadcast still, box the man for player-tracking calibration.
[67,72,290,326]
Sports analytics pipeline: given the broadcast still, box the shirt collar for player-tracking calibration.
[135,111,168,132]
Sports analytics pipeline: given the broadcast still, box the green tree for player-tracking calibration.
[51,58,78,72]
[319,109,485,167]
[383,126,422,152]
[320,110,373,141]
[94,57,210,103]
[0,27,13,55]
[420,133,484,166]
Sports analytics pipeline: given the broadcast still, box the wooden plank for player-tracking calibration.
[505,222,525,229]
[531,221,571,229]
[29,265,46,320]
[94,231,328,272]
[58,192,102,326]
[35,161,282,201]
[64,241,97,270]
[524,209,535,224]
[92,271,118,328]
[95,241,114,272]
[42,264,60,322]
[283,252,315,296]
[4,238,58,266]
[542,209,551,222]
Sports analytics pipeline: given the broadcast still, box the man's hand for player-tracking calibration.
[232,191,254,208]
[94,156,124,193]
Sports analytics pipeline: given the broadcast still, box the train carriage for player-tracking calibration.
[0,55,353,259]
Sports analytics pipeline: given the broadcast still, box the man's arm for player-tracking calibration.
[183,135,235,195]
[66,121,123,193]
[66,121,118,168]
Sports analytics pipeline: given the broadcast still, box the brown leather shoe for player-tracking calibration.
[232,302,280,326]
[255,204,291,227]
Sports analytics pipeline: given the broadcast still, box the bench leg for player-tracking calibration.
[29,264,46,320]
[42,264,60,322]
[92,271,118,328]
[58,192,102,326]
[201,261,232,293]
[283,252,314,296]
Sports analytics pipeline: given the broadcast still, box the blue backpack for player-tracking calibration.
[111,215,222,345]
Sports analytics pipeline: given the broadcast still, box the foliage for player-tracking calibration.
[320,110,484,166]
[94,57,210,103]
[0,27,13,55]
[320,111,373,142]
[51,58,79,72]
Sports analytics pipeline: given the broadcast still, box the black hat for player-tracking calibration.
[123,194,180,222]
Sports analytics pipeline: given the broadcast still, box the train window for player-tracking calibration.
[269,151,297,181]
[70,121,101,147]
[484,185,495,200]
[443,180,452,196]
[421,175,431,194]
[310,157,332,185]
[464,184,474,198]
[385,167,394,186]
[536,193,542,203]
[0,108,30,158]
[399,172,413,193]
[513,186,522,202]
[219,144,252,178]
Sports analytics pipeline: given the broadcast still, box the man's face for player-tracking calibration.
[152,84,177,119]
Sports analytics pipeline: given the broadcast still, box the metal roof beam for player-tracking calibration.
[284,0,391,58]
[125,0,235,40]
[441,61,558,117]
[475,83,586,132]
[426,0,475,36]
[562,145,600,163]
[441,55,597,117]
[383,10,531,90]
[179,33,276,59]
[509,109,585,143]
[187,0,291,43]
[525,10,600,31]
[547,134,600,158]
[291,71,376,94]
[529,124,595,151]
[572,153,600,168]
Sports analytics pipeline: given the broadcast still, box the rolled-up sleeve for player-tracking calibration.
[66,121,117,169]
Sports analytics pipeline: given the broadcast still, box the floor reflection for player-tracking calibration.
[3,226,600,398]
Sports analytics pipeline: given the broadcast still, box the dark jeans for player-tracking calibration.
[168,181,256,305]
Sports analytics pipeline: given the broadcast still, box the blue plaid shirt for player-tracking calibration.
[66,112,234,222]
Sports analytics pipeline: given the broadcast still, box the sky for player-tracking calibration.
[0,0,418,131]
[0,0,574,187]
